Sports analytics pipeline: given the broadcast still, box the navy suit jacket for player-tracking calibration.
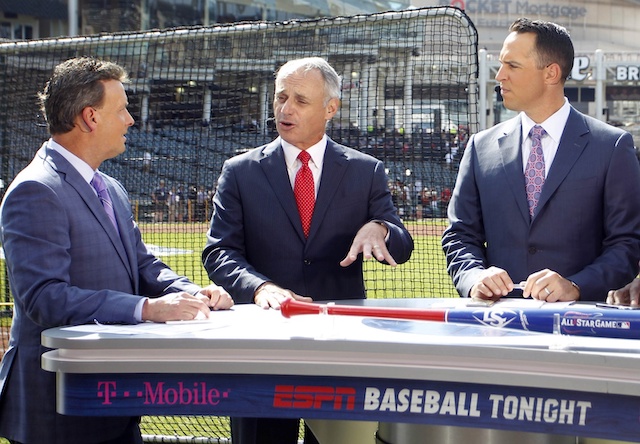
[0,143,201,443]
[442,108,640,301]
[203,137,414,303]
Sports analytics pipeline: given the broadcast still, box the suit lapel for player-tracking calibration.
[536,108,588,215]
[311,139,348,241]
[259,139,349,243]
[498,117,530,223]
[45,148,134,280]
[100,175,139,285]
[259,141,307,241]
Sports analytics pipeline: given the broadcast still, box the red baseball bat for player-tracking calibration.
[279,298,640,339]
[280,298,447,322]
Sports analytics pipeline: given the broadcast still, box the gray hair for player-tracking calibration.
[275,57,342,105]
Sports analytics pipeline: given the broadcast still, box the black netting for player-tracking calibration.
[0,6,478,442]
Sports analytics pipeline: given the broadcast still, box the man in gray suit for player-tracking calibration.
[0,57,233,444]
[442,18,640,302]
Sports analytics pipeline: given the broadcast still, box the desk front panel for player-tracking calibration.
[42,300,640,442]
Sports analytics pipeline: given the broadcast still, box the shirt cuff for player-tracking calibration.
[134,297,148,322]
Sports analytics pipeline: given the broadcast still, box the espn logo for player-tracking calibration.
[273,385,356,410]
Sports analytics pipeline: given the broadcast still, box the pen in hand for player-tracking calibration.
[512,282,526,291]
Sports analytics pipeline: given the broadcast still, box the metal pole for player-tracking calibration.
[67,0,78,36]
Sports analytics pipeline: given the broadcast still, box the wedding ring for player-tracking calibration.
[373,245,380,249]
[545,287,551,296]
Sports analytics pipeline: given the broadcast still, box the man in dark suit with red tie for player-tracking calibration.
[202,57,414,444]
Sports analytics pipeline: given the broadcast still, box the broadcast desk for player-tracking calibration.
[41,298,640,443]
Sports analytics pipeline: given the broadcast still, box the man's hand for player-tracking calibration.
[141,292,213,322]
[253,282,312,310]
[522,269,580,302]
[470,266,514,300]
[199,284,234,310]
[340,221,394,267]
[607,278,640,307]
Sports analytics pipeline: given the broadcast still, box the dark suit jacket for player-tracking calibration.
[0,143,201,444]
[203,137,414,303]
[442,108,640,301]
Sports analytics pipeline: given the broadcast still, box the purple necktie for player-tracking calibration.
[91,172,118,230]
[525,125,546,218]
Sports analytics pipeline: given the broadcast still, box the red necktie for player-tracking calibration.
[525,125,546,218]
[294,150,315,237]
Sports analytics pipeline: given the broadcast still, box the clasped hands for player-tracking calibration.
[254,221,393,309]
[470,266,580,302]
[142,284,234,322]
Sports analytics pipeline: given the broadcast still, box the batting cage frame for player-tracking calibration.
[0,6,478,441]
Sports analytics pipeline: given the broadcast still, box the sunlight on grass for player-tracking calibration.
[0,219,458,443]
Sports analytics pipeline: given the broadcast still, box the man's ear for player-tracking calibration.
[77,106,98,132]
[545,62,563,86]
[325,97,340,120]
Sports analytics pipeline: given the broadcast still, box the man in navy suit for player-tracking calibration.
[442,18,640,303]
[0,57,233,444]
[203,57,413,444]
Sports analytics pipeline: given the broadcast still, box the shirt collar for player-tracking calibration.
[281,135,327,171]
[47,138,96,184]
[521,98,571,144]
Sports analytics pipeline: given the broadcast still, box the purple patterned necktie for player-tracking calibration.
[525,125,546,218]
[91,172,118,231]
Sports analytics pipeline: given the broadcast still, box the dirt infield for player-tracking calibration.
[408,221,447,237]
[138,222,210,235]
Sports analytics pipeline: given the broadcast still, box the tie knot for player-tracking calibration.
[530,125,545,139]
[298,150,311,166]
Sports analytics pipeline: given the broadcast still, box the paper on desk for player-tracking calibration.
[60,304,289,337]
[62,320,227,336]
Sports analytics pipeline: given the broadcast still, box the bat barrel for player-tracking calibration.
[281,299,640,339]
[280,298,446,322]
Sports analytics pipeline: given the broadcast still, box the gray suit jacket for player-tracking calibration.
[0,143,201,443]
[442,108,640,300]
[203,137,414,303]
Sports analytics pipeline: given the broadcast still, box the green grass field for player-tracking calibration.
[137,221,457,441]
[138,220,459,300]
[0,218,458,443]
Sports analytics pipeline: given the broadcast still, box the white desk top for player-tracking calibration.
[42,299,640,396]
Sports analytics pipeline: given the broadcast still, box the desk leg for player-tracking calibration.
[305,419,378,444]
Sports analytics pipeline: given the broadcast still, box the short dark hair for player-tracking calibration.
[509,18,574,82]
[38,57,129,135]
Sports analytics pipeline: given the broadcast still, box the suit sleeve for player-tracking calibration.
[568,131,640,300]
[1,180,142,326]
[133,223,201,298]
[370,160,414,264]
[202,160,269,303]
[441,135,489,297]
[101,176,201,299]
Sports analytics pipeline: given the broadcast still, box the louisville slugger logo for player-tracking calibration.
[472,309,522,329]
